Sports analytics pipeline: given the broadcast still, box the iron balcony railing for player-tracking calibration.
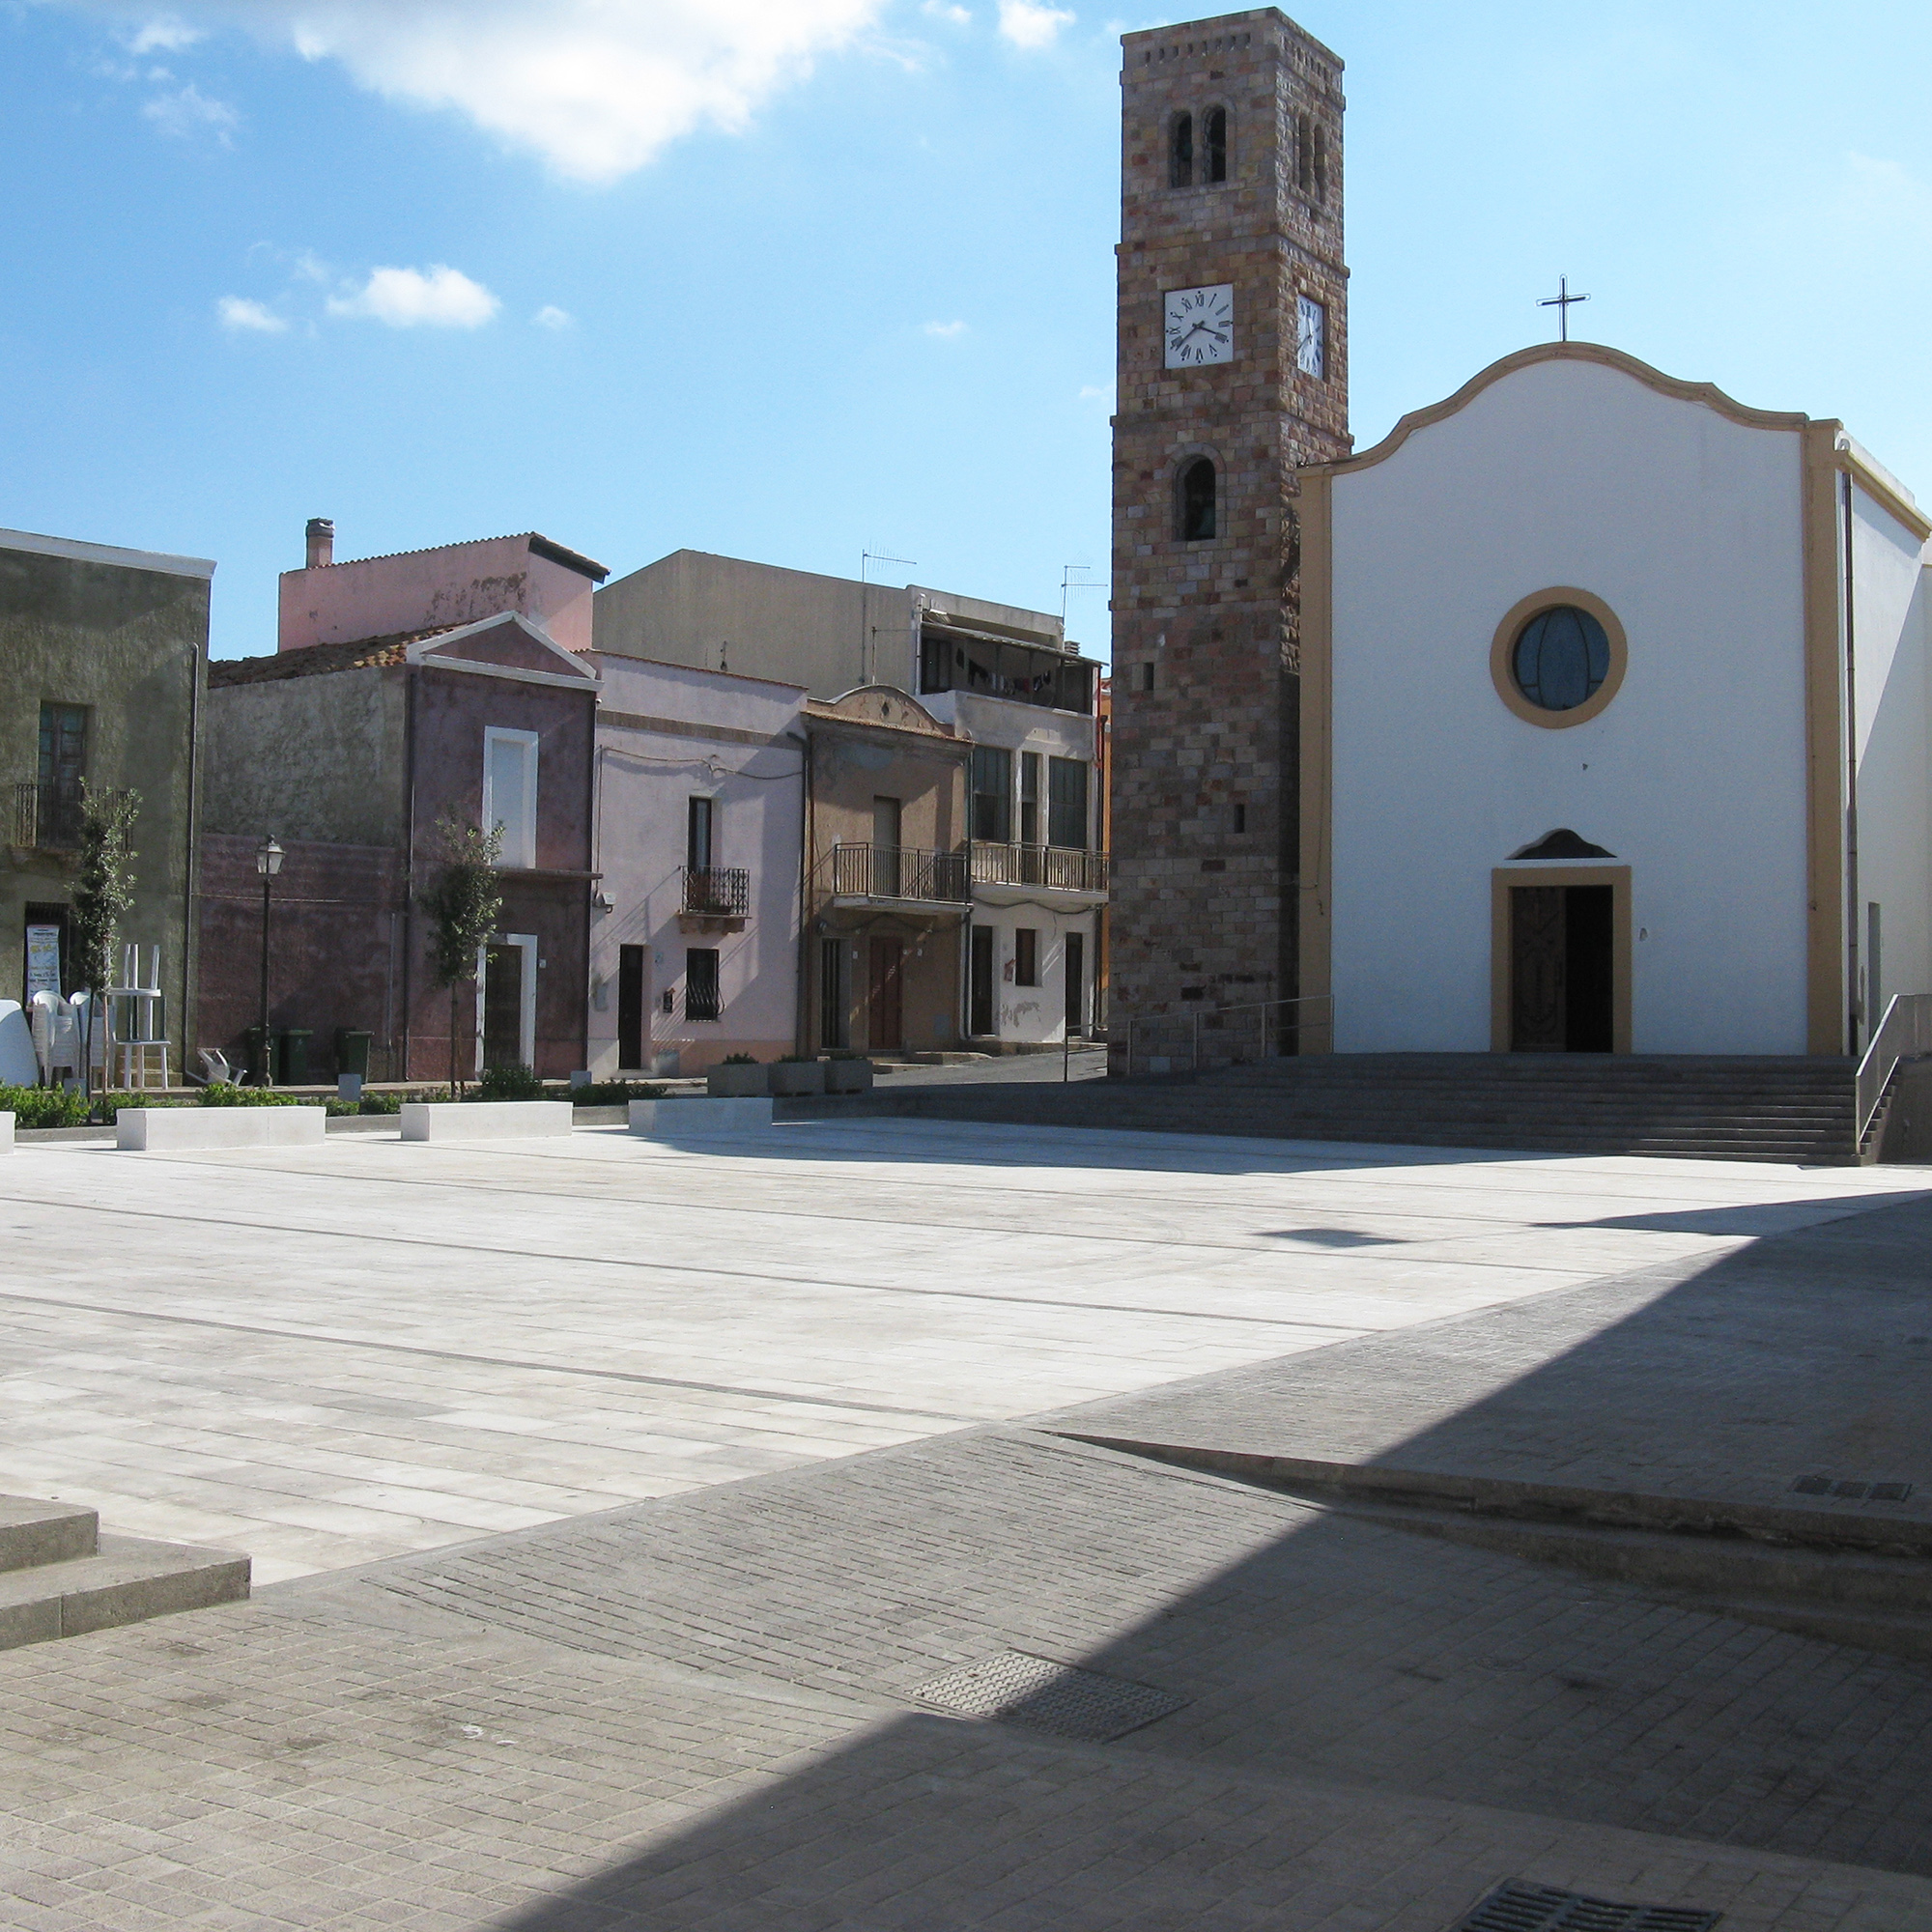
[830,843,971,905]
[14,780,84,851]
[681,867,751,918]
[970,842,1110,895]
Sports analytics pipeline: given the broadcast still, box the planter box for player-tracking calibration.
[629,1097,774,1137]
[767,1062,827,1097]
[706,1063,768,1098]
[117,1106,327,1151]
[400,1101,575,1142]
[0,1112,12,1152]
[823,1059,874,1094]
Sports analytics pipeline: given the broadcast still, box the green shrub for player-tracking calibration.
[721,1053,759,1066]
[0,1084,92,1129]
[569,1081,667,1106]
[474,1064,546,1101]
[199,1082,305,1108]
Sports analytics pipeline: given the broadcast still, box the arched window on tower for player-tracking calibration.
[1295,113,1313,193]
[1203,107,1228,183]
[1177,459,1217,542]
[1169,112,1193,187]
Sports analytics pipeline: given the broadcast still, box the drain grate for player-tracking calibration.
[911,1652,1185,1742]
[1451,1880,1720,1931]
[1792,1475,1915,1503]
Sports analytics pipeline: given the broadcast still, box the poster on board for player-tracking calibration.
[25,924,62,1003]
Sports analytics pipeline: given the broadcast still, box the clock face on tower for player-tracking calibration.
[1296,294,1327,379]
[1164,284,1234,368]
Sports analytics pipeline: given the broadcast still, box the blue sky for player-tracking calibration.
[3,1,1930,663]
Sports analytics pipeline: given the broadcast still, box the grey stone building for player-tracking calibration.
[2,526,213,1075]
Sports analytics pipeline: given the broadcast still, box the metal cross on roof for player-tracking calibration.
[1540,276,1591,342]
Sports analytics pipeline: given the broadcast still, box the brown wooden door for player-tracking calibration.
[867,937,903,1050]
[1510,887,1565,1051]
[482,944,525,1068]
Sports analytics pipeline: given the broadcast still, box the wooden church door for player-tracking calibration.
[1510,885,1613,1052]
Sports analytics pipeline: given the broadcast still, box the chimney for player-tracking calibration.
[304,518,335,569]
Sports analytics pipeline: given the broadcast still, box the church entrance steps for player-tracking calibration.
[0,1493,247,1650]
[1059,1441,1932,1666]
[795,1054,1862,1163]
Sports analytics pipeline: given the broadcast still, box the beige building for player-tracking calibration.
[803,687,970,1056]
[596,550,1106,1050]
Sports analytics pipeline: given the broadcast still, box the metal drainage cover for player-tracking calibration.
[1452,1880,1719,1931]
[911,1652,1184,1742]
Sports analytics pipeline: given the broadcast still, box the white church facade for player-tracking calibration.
[1299,342,1931,1060]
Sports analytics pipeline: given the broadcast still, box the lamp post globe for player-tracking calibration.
[255,836,282,1083]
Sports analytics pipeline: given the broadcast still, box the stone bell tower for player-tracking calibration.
[1108,9,1349,1069]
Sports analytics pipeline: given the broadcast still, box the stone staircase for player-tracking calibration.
[0,1494,248,1650]
[811,1054,1861,1164]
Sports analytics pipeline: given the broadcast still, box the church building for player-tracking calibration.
[1110,8,1932,1074]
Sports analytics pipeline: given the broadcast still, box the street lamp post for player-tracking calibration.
[255,836,283,1085]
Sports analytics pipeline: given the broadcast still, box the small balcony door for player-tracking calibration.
[969,926,995,1037]
[867,936,904,1051]
[872,796,902,899]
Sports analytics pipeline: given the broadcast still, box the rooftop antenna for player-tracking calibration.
[1060,564,1104,628]
[860,549,917,685]
[1540,275,1590,343]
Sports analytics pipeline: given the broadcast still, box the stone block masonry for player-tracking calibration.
[1109,9,1350,1070]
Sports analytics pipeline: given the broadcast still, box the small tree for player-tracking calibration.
[71,783,139,1109]
[418,814,503,1097]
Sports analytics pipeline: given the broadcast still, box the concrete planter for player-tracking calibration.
[823,1058,874,1094]
[400,1100,575,1142]
[629,1097,774,1137]
[117,1106,327,1151]
[767,1062,827,1097]
[706,1063,768,1098]
[0,1112,13,1152]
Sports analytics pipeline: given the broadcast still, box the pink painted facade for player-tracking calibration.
[279,530,607,655]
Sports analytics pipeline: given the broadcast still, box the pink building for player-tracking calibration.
[279,521,606,655]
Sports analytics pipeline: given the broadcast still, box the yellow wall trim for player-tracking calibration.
[1489,587,1630,730]
[1801,421,1849,1054]
[1490,865,1633,1055]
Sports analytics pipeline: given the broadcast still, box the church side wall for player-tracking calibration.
[1847,489,1932,1027]
[1326,357,1810,1056]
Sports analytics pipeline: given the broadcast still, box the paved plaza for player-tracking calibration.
[2,1118,1930,1929]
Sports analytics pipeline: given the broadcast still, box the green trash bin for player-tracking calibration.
[274,1028,312,1086]
[335,1029,373,1080]
[242,1026,271,1086]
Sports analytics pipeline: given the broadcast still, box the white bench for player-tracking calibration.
[628,1097,774,1137]
[400,1101,576,1142]
[117,1106,326,1151]
[0,1112,13,1153]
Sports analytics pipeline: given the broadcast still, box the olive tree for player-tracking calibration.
[417,814,503,1097]
[70,783,139,1110]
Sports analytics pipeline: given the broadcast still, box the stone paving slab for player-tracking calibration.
[1053,1193,1932,1548]
[2,1124,1922,1580]
[2,1427,1930,1930]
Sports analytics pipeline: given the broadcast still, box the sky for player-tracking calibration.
[3,0,1931,664]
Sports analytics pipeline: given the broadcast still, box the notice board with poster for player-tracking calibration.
[25,923,63,1003]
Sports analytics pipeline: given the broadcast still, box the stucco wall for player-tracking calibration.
[966,906,1097,1044]
[1847,486,1932,1030]
[586,655,806,1075]
[1327,355,1811,1054]
[0,534,208,1061]
[280,536,598,654]
[204,669,407,847]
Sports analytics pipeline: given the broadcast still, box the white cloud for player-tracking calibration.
[533,304,574,330]
[327,264,500,328]
[71,0,889,184]
[217,296,286,333]
[923,319,968,339]
[126,14,201,51]
[142,80,237,139]
[921,1,972,22]
[996,0,1071,48]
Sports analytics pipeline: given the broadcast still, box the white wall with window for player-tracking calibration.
[482,726,540,869]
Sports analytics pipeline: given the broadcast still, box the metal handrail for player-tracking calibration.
[968,843,1110,894]
[1123,993,1335,1075]
[681,867,750,917]
[829,843,971,905]
[1857,993,1932,1143]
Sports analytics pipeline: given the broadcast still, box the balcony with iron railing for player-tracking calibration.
[678,866,751,929]
[827,843,972,909]
[969,842,1110,902]
[14,780,84,852]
